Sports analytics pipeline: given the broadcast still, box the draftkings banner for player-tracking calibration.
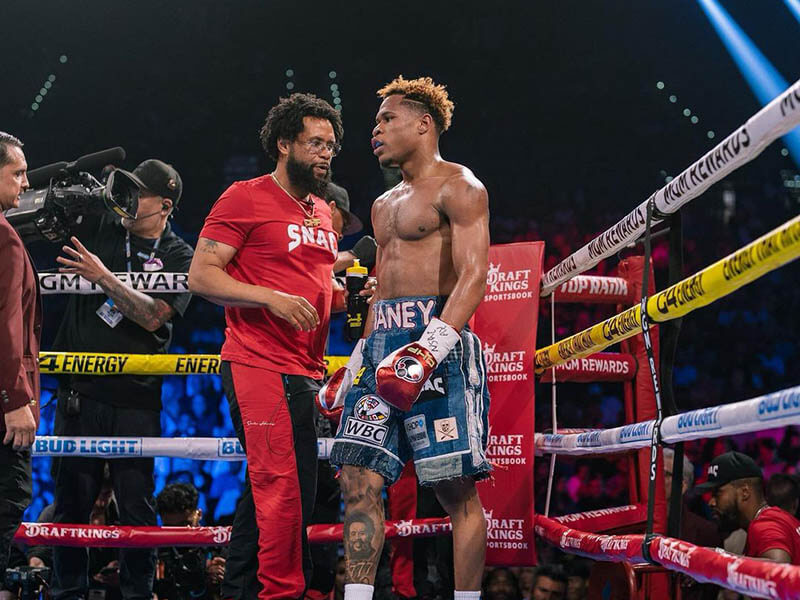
[472,241,543,566]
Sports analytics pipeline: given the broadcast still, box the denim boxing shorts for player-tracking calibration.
[329,296,491,485]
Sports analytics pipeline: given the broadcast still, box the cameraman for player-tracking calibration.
[155,483,225,600]
[50,160,194,600]
[0,132,40,600]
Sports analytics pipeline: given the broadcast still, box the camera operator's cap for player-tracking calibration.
[125,159,183,204]
[694,451,763,493]
[325,182,362,236]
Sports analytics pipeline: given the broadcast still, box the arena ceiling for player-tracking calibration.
[3,0,798,233]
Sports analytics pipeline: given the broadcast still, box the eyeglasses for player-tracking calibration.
[299,138,341,157]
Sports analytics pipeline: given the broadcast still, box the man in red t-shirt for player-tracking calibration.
[695,450,800,564]
[189,93,343,600]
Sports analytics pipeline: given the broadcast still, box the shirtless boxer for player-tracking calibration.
[322,76,490,600]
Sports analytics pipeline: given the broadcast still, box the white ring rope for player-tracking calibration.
[32,436,336,460]
[536,385,800,456]
[541,77,800,295]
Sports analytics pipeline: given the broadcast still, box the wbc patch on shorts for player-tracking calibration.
[342,394,391,446]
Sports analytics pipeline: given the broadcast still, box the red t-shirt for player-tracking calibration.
[745,506,800,564]
[199,175,337,378]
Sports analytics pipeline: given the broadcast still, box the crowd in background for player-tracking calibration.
[534,179,799,520]
[20,173,799,599]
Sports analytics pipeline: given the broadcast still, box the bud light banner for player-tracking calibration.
[472,242,543,566]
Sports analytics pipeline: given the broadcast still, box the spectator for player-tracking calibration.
[756,438,785,480]
[697,451,800,564]
[566,463,589,504]
[333,556,346,600]
[517,567,535,600]
[779,428,800,466]
[156,482,202,527]
[531,564,566,600]
[766,473,800,516]
[564,559,590,600]
[155,482,225,600]
[189,394,218,436]
[483,567,522,600]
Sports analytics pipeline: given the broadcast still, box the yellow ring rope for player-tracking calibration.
[39,352,349,376]
[535,215,800,373]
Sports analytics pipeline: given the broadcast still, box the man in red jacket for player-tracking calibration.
[0,131,41,597]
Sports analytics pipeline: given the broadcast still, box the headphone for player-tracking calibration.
[131,201,171,222]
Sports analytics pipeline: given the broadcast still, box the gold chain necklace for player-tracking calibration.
[270,173,321,227]
[753,503,769,521]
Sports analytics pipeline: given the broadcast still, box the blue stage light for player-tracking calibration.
[784,0,800,24]
[697,0,800,166]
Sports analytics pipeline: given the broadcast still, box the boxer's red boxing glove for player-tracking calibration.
[376,317,460,411]
[316,338,365,424]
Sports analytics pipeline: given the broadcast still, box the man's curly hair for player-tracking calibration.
[377,76,454,133]
[156,482,198,515]
[259,93,343,162]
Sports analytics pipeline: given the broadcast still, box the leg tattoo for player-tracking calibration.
[343,509,381,583]
[341,467,386,585]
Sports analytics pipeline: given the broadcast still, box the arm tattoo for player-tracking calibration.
[344,507,384,584]
[99,274,175,331]
[199,239,219,254]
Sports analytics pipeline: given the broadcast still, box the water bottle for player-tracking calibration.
[345,259,369,341]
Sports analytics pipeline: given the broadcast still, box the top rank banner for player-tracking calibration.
[473,242,543,566]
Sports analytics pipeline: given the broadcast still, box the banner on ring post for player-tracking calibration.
[472,242,543,566]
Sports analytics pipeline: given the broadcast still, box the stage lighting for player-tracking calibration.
[784,0,800,24]
[697,0,800,166]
